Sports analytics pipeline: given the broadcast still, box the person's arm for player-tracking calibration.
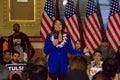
[23,33,35,60]
[67,37,84,55]
[23,33,32,49]
[44,35,57,54]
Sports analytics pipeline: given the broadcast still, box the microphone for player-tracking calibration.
[54,31,62,44]
[54,31,59,39]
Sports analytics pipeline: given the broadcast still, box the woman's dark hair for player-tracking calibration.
[102,58,118,78]
[75,40,84,49]
[91,50,102,61]
[92,71,111,80]
[69,55,88,71]
[52,19,65,34]
[93,50,102,56]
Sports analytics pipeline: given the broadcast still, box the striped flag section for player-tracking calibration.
[83,0,102,53]
[40,0,55,41]
[106,0,120,52]
[64,0,80,45]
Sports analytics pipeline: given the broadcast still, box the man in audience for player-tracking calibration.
[8,23,35,60]
[0,50,11,65]
[96,37,114,61]
[10,50,21,64]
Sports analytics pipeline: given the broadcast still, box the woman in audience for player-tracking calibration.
[66,55,89,80]
[102,58,118,80]
[69,54,88,71]
[75,40,91,63]
[88,50,103,78]
[44,19,89,80]
[92,71,111,80]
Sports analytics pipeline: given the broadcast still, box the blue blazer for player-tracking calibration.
[44,34,84,74]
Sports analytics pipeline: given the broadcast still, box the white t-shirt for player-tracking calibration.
[90,61,103,76]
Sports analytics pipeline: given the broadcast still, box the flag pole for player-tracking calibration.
[96,0,105,39]
[55,0,60,19]
[75,0,83,42]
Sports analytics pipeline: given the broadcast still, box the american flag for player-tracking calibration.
[40,0,55,41]
[64,0,80,45]
[83,0,102,53]
[106,0,120,52]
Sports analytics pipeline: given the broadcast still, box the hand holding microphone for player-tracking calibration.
[53,31,62,46]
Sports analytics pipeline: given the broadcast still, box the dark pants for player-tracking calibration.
[49,73,66,80]
[49,64,66,80]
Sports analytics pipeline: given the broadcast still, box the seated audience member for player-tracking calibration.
[75,40,91,63]
[92,71,111,80]
[66,55,89,80]
[10,50,21,64]
[102,58,118,80]
[96,37,114,61]
[0,50,11,65]
[22,64,48,80]
[116,46,120,80]
[88,50,103,78]
[14,43,27,63]
[0,64,9,80]
[0,36,8,62]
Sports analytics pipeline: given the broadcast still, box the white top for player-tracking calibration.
[90,61,103,76]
